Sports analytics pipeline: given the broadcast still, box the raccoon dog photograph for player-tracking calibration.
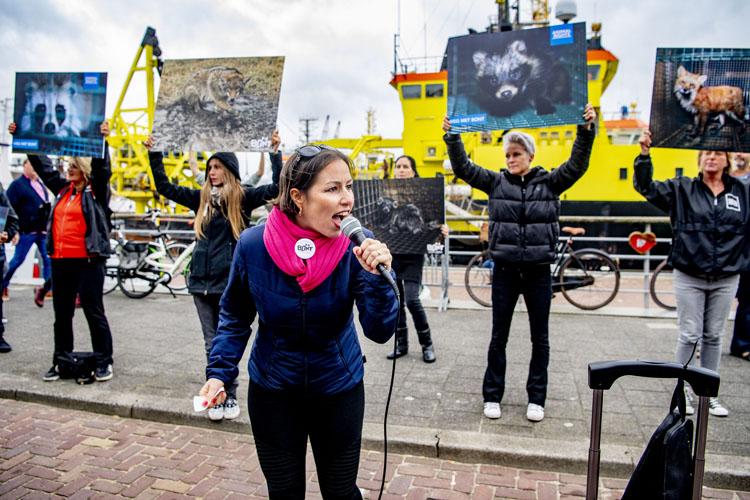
[12,72,108,157]
[446,22,587,133]
[352,178,445,255]
[151,56,284,152]
[650,48,750,152]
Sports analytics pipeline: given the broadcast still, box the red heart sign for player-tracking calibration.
[628,231,657,254]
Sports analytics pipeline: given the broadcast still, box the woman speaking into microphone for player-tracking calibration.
[200,144,398,499]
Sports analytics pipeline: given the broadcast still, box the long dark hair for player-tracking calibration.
[395,154,419,177]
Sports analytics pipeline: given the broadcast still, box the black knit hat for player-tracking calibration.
[206,152,241,181]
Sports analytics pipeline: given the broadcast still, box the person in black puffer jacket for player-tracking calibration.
[145,132,282,422]
[442,104,596,423]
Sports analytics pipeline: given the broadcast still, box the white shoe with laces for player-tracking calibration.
[526,403,545,422]
[684,388,695,416]
[483,402,501,419]
[708,398,728,417]
[223,398,240,420]
[208,403,225,421]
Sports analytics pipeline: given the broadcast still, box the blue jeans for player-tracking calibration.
[2,233,51,290]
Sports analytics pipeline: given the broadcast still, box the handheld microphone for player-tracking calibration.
[341,216,399,294]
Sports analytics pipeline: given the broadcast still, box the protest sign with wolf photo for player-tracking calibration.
[650,48,750,152]
[151,56,284,152]
[446,23,587,132]
[352,178,445,255]
[12,72,108,157]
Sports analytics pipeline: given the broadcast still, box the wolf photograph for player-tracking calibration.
[650,48,750,152]
[352,178,444,255]
[12,72,108,157]
[446,23,587,132]
[151,56,284,152]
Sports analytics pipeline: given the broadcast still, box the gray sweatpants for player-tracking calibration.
[673,269,739,373]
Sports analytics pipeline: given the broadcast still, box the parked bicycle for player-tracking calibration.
[649,259,676,311]
[465,226,621,310]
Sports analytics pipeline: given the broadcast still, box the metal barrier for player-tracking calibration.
[422,215,674,311]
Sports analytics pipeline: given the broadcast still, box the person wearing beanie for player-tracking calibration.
[8,121,114,380]
[442,104,597,423]
[145,131,282,422]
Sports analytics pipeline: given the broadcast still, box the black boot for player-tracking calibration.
[0,335,11,353]
[417,329,436,363]
[387,328,408,359]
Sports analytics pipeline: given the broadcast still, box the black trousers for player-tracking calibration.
[51,258,113,368]
[396,279,430,335]
[731,272,750,356]
[248,381,364,500]
[193,293,238,399]
[483,262,551,406]
[0,257,5,336]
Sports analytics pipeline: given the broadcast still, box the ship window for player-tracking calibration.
[587,65,601,81]
[402,84,422,99]
[619,167,627,180]
[675,167,684,177]
[425,84,444,98]
[426,146,437,157]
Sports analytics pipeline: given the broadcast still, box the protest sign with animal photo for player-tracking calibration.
[352,178,445,255]
[446,23,587,132]
[151,56,284,152]
[650,48,750,152]
[12,72,108,157]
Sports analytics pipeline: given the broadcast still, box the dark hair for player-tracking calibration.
[395,155,419,178]
[275,148,354,216]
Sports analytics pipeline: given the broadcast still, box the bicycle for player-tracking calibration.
[465,226,621,310]
[649,259,677,310]
[114,211,194,299]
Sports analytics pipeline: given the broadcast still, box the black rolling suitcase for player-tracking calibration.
[585,360,720,500]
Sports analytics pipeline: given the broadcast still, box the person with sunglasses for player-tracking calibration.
[442,104,597,423]
[200,144,398,499]
[9,121,115,380]
[144,132,281,422]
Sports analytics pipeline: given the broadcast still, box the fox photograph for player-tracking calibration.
[12,72,108,157]
[446,22,587,132]
[650,48,750,152]
[352,178,445,255]
[151,56,284,152]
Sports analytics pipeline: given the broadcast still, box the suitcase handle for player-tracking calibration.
[588,360,719,397]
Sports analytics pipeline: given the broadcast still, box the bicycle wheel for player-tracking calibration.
[465,250,493,307]
[559,249,620,310]
[116,264,158,299]
[650,260,677,311]
[161,241,191,292]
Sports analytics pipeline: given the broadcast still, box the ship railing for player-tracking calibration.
[422,215,676,314]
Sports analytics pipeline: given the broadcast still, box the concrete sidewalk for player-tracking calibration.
[0,285,748,490]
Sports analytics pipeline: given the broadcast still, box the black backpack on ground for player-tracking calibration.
[55,352,97,384]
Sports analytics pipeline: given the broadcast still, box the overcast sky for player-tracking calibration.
[1,0,749,151]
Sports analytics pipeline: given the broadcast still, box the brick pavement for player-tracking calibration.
[2,400,747,499]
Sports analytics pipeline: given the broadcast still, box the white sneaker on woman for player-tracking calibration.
[708,398,728,417]
[483,402,501,419]
[526,403,545,422]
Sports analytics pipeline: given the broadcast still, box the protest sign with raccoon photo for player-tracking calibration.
[650,48,750,152]
[151,56,284,152]
[446,23,587,132]
[12,72,108,157]
[352,178,445,255]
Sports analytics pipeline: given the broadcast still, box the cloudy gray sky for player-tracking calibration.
[1,0,749,149]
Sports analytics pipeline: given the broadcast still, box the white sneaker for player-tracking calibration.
[684,388,695,416]
[483,402,501,419]
[708,398,729,417]
[223,398,240,420]
[526,403,545,422]
[208,403,225,421]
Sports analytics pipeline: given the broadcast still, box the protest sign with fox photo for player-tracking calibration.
[12,72,108,158]
[650,48,750,152]
[445,23,588,132]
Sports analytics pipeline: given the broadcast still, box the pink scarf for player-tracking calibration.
[263,207,350,293]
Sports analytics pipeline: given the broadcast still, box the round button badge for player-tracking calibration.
[294,238,316,259]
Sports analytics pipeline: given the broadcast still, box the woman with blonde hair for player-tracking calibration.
[145,132,281,421]
[635,131,750,416]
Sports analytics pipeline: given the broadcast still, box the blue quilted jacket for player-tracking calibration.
[206,224,398,395]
